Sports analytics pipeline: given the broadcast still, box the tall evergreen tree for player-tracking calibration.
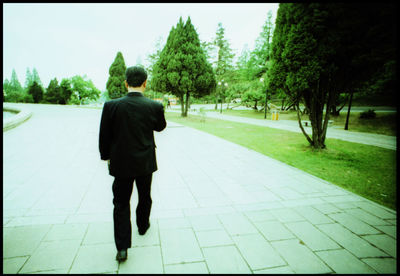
[27,81,44,103]
[32,68,42,87]
[44,78,61,104]
[152,17,216,117]
[6,69,25,102]
[59,78,73,105]
[106,51,128,99]
[24,68,34,90]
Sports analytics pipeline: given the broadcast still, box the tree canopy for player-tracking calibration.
[152,16,216,116]
[106,51,127,99]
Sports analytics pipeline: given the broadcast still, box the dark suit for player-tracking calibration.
[99,91,166,250]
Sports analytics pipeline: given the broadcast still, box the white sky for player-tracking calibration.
[3,3,279,91]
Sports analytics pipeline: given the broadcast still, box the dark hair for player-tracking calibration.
[125,66,147,87]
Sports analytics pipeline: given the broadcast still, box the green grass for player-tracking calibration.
[166,112,397,210]
[209,109,397,136]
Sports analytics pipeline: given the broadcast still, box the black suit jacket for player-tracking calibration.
[99,92,167,177]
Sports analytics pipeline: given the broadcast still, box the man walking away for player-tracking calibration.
[99,66,167,262]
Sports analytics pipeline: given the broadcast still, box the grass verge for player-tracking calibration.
[209,109,397,136]
[166,111,396,210]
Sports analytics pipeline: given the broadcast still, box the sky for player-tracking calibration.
[3,3,279,91]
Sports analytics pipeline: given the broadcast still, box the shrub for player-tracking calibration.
[359,109,376,119]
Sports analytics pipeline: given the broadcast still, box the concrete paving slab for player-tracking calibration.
[164,262,209,274]
[374,225,396,239]
[270,239,332,273]
[3,256,29,274]
[345,208,391,226]
[254,220,295,241]
[293,205,334,224]
[159,228,203,265]
[253,266,295,274]
[189,215,224,231]
[361,258,397,274]
[82,222,114,245]
[195,229,234,247]
[362,234,397,258]
[284,221,340,251]
[43,223,88,241]
[317,223,388,258]
[19,239,81,273]
[316,249,377,273]
[218,213,259,236]
[202,245,251,273]
[232,234,286,270]
[328,212,381,235]
[118,246,163,274]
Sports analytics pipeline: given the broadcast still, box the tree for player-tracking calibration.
[152,16,216,117]
[106,51,127,99]
[24,68,34,90]
[27,81,44,103]
[59,78,73,104]
[70,75,101,105]
[43,78,61,104]
[5,69,25,102]
[32,68,42,87]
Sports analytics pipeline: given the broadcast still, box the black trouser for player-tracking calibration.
[112,174,153,251]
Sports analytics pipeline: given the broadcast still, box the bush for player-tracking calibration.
[359,109,376,119]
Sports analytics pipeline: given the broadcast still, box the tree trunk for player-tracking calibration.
[344,91,353,130]
[296,102,313,146]
[180,95,185,117]
[183,92,190,117]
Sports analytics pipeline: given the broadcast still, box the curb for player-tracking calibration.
[3,105,33,132]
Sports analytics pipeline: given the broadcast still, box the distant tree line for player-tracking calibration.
[3,67,101,105]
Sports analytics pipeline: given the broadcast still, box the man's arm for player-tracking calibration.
[154,102,167,132]
[99,101,112,160]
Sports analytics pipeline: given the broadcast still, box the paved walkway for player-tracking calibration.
[168,109,397,150]
[3,103,397,274]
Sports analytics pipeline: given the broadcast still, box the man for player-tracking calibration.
[99,66,167,262]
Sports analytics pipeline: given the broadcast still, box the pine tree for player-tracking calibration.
[32,68,42,87]
[152,17,216,117]
[44,78,61,104]
[106,51,128,99]
[24,68,34,89]
[59,78,73,105]
[7,69,25,102]
[27,81,44,103]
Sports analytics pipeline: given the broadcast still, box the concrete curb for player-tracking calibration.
[3,105,33,132]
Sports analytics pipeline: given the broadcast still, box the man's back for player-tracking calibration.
[99,92,166,177]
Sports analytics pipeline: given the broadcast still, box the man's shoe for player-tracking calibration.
[116,249,128,262]
[138,223,150,235]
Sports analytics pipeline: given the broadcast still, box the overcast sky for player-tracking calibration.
[3,3,279,91]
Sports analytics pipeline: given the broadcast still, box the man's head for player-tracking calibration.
[125,66,147,90]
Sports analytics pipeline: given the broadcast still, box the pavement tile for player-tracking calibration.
[354,201,396,219]
[345,208,391,226]
[3,256,29,274]
[44,223,88,241]
[218,213,258,236]
[280,197,325,207]
[195,229,233,247]
[66,212,113,224]
[247,189,281,202]
[322,195,363,203]
[157,217,191,229]
[6,215,67,227]
[183,206,235,217]
[268,187,304,200]
[159,228,203,265]
[202,245,251,273]
[151,209,184,219]
[189,215,224,231]
[233,234,286,270]
[164,262,209,274]
[362,234,396,258]
[118,246,163,274]
[234,201,284,212]
[333,202,358,209]
[254,221,295,241]
[387,219,396,225]
[19,239,81,273]
[131,220,160,247]
[69,243,118,274]
[361,258,397,274]
[311,203,341,214]
[253,266,295,274]
[285,221,340,251]
[317,223,388,258]
[316,249,377,273]
[270,239,332,274]
[244,209,275,223]
[195,196,232,207]
[374,225,396,238]
[269,208,305,223]
[294,206,334,225]
[328,212,381,235]
[3,225,51,258]
[82,222,114,245]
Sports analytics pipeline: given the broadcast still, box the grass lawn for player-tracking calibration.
[166,111,397,210]
[209,109,397,136]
